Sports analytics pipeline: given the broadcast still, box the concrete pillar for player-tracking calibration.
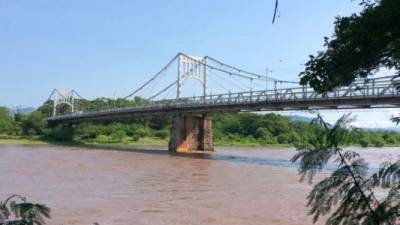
[169,113,214,152]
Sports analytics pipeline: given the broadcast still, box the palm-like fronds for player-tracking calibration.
[0,195,50,225]
[292,113,400,225]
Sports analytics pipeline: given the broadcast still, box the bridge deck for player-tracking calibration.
[48,75,400,124]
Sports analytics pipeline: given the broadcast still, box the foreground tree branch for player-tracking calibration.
[0,195,50,225]
[292,114,400,224]
[299,0,400,93]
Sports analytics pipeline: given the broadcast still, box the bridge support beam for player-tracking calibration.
[169,113,214,152]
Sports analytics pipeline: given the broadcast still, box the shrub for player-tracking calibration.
[73,123,100,140]
[359,138,370,148]
[48,125,73,142]
[153,130,169,139]
[110,130,126,142]
[95,135,112,143]
[132,135,140,141]
[21,111,47,135]
[277,133,290,144]
[372,137,385,147]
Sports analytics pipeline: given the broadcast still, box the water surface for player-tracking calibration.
[0,145,398,225]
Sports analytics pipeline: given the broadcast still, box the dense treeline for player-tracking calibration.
[1,98,399,147]
[213,113,399,147]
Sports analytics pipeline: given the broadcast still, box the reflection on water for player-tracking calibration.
[0,145,398,225]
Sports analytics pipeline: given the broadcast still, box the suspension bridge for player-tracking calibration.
[46,53,400,152]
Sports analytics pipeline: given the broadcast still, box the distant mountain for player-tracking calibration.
[363,127,400,133]
[287,114,400,133]
[7,107,36,116]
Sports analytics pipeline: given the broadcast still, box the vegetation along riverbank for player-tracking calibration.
[1,101,399,148]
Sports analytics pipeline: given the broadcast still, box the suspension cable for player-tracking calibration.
[207,73,232,93]
[180,53,265,80]
[205,55,298,84]
[71,90,85,99]
[208,69,247,91]
[206,56,265,79]
[147,81,178,101]
[123,53,180,99]
[181,53,297,84]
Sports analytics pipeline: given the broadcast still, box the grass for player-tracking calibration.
[0,135,48,146]
[0,135,398,149]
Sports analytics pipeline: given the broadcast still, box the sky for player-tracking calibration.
[0,0,398,127]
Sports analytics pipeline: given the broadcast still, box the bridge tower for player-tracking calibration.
[48,89,81,117]
[177,54,208,100]
[170,55,213,152]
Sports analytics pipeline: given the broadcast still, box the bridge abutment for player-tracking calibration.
[169,113,214,152]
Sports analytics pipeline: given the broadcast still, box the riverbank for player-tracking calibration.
[0,135,48,145]
[0,136,291,149]
[0,136,167,148]
[0,135,398,149]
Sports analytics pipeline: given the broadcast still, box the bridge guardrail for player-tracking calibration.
[48,75,400,120]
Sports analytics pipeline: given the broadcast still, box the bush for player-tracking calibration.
[359,138,370,148]
[21,111,47,135]
[382,132,398,144]
[132,135,140,141]
[153,130,169,139]
[110,130,126,142]
[371,137,385,147]
[73,123,100,140]
[0,107,15,135]
[255,127,276,144]
[48,125,73,142]
[277,133,290,144]
[95,134,111,143]
[93,132,126,144]
[124,124,147,137]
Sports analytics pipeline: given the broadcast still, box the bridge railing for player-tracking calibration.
[169,75,399,105]
[49,75,400,119]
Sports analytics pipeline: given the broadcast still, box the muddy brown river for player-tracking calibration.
[0,145,398,225]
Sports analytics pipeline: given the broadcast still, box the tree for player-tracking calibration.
[299,0,400,93]
[292,114,400,225]
[0,107,14,135]
[21,112,47,135]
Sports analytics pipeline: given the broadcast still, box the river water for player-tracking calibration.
[0,145,399,225]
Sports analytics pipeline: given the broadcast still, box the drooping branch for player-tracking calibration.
[272,0,279,24]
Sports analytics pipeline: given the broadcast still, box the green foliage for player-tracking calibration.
[41,110,400,146]
[94,135,113,143]
[371,135,385,147]
[300,0,400,93]
[153,130,169,139]
[359,138,370,147]
[0,195,51,225]
[0,107,15,135]
[213,113,294,145]
[48,125,73,142]
[110,130,126,142]
[383,131,398,144]
[21,112,47,135]
[73,123,100,140]
[292,114,400,225]
[36,100,53,117]
[2,100,400,147]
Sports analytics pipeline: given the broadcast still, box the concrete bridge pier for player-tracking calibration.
[169,113,214,152]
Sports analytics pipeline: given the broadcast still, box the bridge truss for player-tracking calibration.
[46,53,400,123]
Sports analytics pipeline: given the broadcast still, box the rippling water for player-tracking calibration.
[0,145,398,225]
